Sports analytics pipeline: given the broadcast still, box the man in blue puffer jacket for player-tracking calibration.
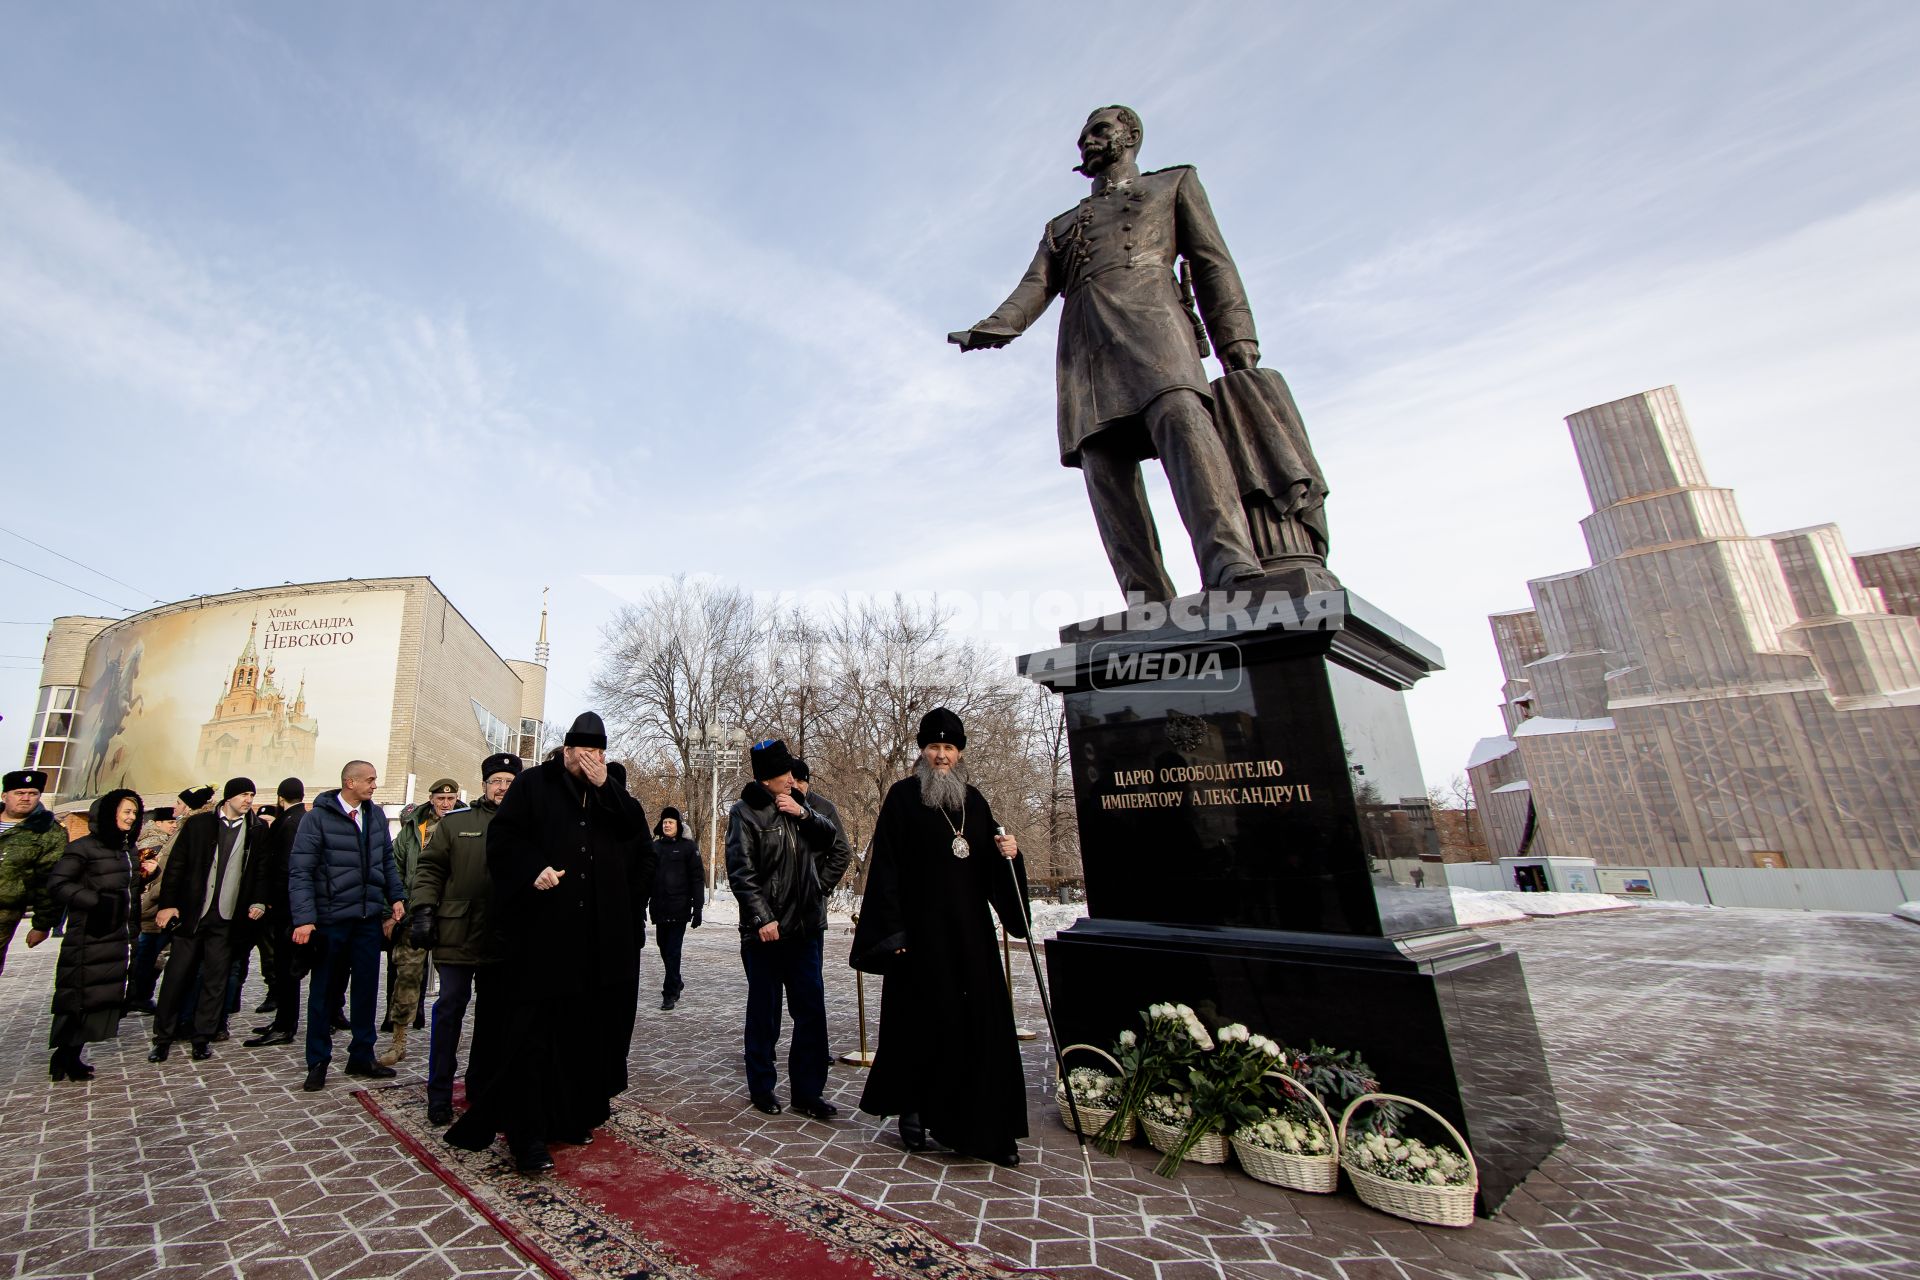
[288,759,407,1091]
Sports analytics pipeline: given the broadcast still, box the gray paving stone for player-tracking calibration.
[2,907,1918,1278]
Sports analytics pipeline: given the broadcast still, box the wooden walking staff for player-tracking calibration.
[1000,827,1095,1186]
[838,915,875,1067]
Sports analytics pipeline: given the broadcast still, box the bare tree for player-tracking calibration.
[593,582,1084,904]
[592,575,776,873]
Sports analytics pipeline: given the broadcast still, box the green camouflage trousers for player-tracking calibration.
[0,911,22,976]
[386,933,429,1028]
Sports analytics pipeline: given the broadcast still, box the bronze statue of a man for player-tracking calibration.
[953,105,1330,602]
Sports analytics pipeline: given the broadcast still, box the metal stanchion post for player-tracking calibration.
[1002,925,1038,1040]
[838,916,875,1066]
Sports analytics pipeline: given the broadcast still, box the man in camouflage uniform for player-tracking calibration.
[0,769,69,977]
[376,777,460,1066]
[410,752,519,1126]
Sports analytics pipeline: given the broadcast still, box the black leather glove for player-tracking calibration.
[691,912,702,929]
[409,905,438,950]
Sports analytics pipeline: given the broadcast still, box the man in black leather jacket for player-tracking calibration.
[725,738,850,1120]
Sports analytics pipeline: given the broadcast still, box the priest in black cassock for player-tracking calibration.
[445,712,653,1173]
[850,707,1031,1166]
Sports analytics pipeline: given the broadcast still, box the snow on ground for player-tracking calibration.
[1896,901,1920,926]
[708,887,1717,937]
[1448,886,1651,926]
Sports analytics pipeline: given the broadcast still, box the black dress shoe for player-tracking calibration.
[986,1147,1021,1167]
[191,1042,215,1061]
[379,1017,394,1033]
[513,1141,555,1174]
[427,1104,454,1127]
[898,1113,930,1152]
[302,1064,327,1092]
[244,1029,295,1047]
[255,998,278,1013]
[123,1000,157,1016]
[444,1118,492,1151]
[660,997,676,1010]
[749,1094,783,1115]
[344,1060,397,1079]
[210,1028,230,1043]
[550,1130,595,1146]
[792,1097,838,1121]
[148,1042,172,1063]
[330,1013,350,1031]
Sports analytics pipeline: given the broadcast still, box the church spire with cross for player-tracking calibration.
[535,587,550,666]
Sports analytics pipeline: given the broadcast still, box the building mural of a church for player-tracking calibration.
[26,578,546,812]
[196,617,320,778]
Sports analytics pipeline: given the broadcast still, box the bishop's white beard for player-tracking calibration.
[915,757,970,813]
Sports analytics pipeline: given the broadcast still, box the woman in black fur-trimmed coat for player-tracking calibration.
[39,788,143,1081]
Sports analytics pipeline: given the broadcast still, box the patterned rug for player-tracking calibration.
[357,1082,1039,1280]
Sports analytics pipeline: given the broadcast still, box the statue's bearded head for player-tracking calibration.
[1076,105,1143,177]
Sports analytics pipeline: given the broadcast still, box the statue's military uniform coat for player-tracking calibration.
[979,165,1257,465]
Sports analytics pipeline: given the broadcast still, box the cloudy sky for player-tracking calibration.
[3,2,1918,792]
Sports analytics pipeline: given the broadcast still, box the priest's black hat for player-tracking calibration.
[564,711,608,749]
[750,738,796,781]
[916,707,966,750]
[181,785,216,810]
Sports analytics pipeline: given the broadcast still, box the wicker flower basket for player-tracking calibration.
[1054,1043,1135,1141]
[1337,1093,1479,1228]
[1229,1072,1339,1193]
[1141,1116,1230,1165]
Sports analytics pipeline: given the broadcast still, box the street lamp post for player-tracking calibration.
[690,723,747,901]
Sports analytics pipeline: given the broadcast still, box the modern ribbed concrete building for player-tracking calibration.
[1467,388,1920,872]
[22,577,547,810]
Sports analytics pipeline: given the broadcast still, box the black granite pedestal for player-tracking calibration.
[1018,581,1564,1213]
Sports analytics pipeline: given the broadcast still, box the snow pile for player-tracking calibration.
[1629,895,1714,911]
[1895,901,1920,927]
[1448,887,1527,926]
[1030,901,1089,940]
[1449,886,1639,926]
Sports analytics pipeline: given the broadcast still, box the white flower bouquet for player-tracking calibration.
[1235,1103,1332,1157]
[1344,1132,1471,1187]
[1062,1066,1120,1111]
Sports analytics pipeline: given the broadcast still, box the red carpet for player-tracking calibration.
[357,1082,1038,1280]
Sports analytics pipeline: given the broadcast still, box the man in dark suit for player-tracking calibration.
[953,104,1267,602]
[150,778,266,1063]
[244,778,309,1047]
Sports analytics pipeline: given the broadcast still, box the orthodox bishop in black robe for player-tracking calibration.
[850,710,1031,1164]
[447,714,652,1170]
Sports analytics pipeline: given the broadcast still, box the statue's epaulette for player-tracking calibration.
[1143,164,1194,176]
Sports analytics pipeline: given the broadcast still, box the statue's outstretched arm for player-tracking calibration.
[950,237,1057,352]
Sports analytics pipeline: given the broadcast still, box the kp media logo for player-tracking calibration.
[1090,641,1242,692]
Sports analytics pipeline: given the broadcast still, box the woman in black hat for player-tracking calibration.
[649,807,703,1010]
[39,789,144,1080]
